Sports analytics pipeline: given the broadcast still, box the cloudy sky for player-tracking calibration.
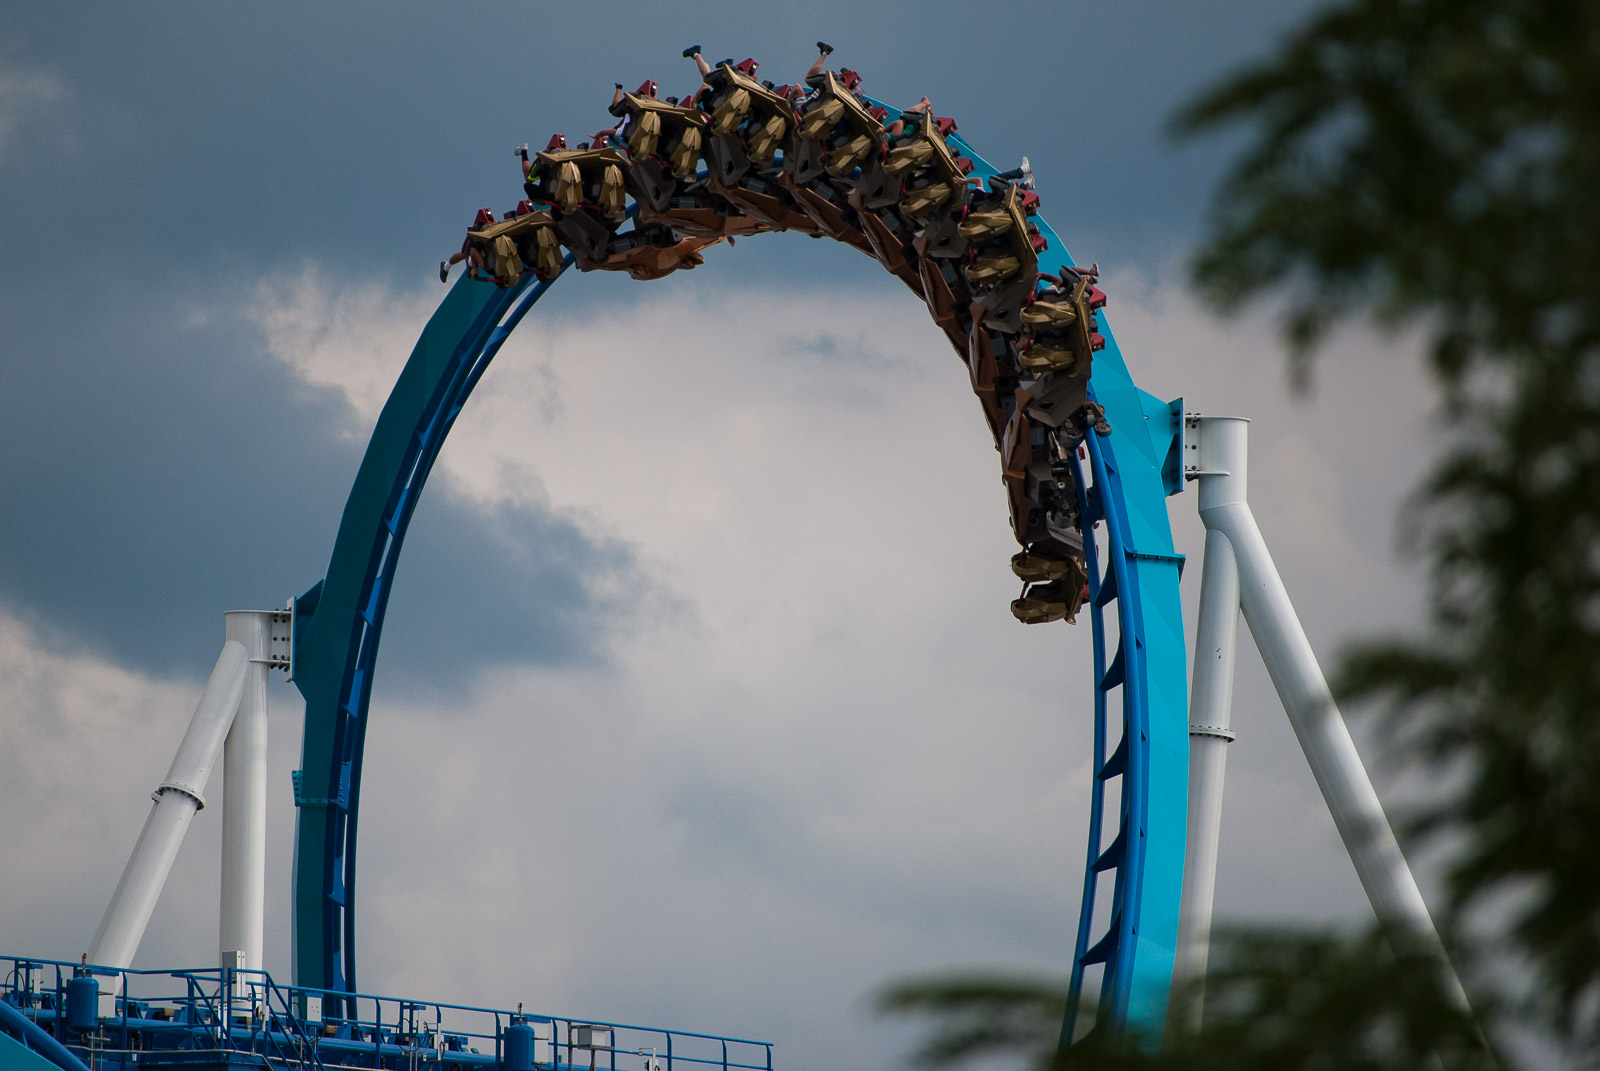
[0,3,1445,1067]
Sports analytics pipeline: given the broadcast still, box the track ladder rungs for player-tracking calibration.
[1093,562,1119,607]
[1091,826,1126,872]
[1098,733,1128,780]
[1098,643,1126,692]
[1078,912,1122,966]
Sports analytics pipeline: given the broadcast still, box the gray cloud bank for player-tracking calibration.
[0,5,1448,1070]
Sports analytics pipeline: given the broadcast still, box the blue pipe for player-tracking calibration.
[0,999,93,1071]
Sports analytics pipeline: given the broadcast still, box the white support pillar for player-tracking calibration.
[87,638,249,969]
[1170,416,1245,1035]
[1187,414,1469,1013]
[220,611,271,976]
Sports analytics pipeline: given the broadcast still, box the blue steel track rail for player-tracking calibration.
[289,119,1188,1048]
[946,129,1188,1045]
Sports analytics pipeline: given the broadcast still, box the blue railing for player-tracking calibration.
[2,956,771,1071]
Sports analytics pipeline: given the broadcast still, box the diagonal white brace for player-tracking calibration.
[87,635,249,969]
[1171,414,1470,1035]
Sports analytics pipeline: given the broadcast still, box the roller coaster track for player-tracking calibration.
[286,74,1188,1049]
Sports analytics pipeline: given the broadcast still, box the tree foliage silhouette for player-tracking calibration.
[883,0,1600,1063]
[1174,0,1600,1048]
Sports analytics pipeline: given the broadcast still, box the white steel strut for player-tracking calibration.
[87,610,290,975]
[1170,414,1467,1034]
[220,610,273,978]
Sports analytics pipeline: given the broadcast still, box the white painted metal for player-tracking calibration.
[1170,417,1246,1034]
[1190,414,1469,1012]
[220,611,271,975]
[87,639,249,969]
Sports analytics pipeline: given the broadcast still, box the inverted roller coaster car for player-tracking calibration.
[777,172,875,255]
[1026,271,1105,325]
[960,183,1039,240]
[916,244,973,349]
[467,209,563,282]
[617,94,710,196]
[497,71,1111,627]
[535,145,631,218]
[459,212,545,286]
[972,271,1041,336]
[1010,544,1077,583]
[1010,575,1087,625]
[890,118,968,221]
[794,72,885,179]
[883,117,934,177]
[1018,333,1080,374]
[700,63,794,183]
[714,172,825,236]
[1020,366,1092,431]
[849,189,925,299]
[1019,275,1105,374]
[700,61,761,137]
[963,184,1038,287]
[577,223,722,280]
[638,190,772,241]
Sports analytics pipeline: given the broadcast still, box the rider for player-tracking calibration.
[802,41,833,89]
[518,134,568,203]
[439,207,496,283]
[885,96,932,139]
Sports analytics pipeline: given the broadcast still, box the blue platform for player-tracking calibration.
[1,957,770,1071]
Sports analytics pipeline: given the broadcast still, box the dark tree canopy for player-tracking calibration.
[883,0,1600,1065]
[1174,0,1600,1049]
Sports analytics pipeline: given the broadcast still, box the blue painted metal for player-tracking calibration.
[288,264,567,996]
[0,956,770,1071]
[0,1026,65,1071]
[62,977,96,1034]
[942,131,1189,1048]
[289,113,1189,1047]
[0,996,92,1071]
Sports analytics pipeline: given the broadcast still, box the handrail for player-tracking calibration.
[1,956,771,1071]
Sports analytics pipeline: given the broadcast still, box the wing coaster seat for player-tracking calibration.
[617,95,711,211]
[793,72,887,180]
[461,209,556,287]
[470,206,564,281]
[536,145,631,218]
[1017,272,1105,373]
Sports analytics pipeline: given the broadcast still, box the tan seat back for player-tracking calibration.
[747,114,785,161]
[535,226,563,277]
[553,160,583,212]
[599,164,626,218]
[798,96,844,140]
[629,110,662,158]
[711,87,750,135]
[670,127,703,179]
[491,235,521,282]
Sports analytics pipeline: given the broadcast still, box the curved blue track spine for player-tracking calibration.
[950,134,1188,1046]
[288,267,558,997]
[291,126,1188,1047]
